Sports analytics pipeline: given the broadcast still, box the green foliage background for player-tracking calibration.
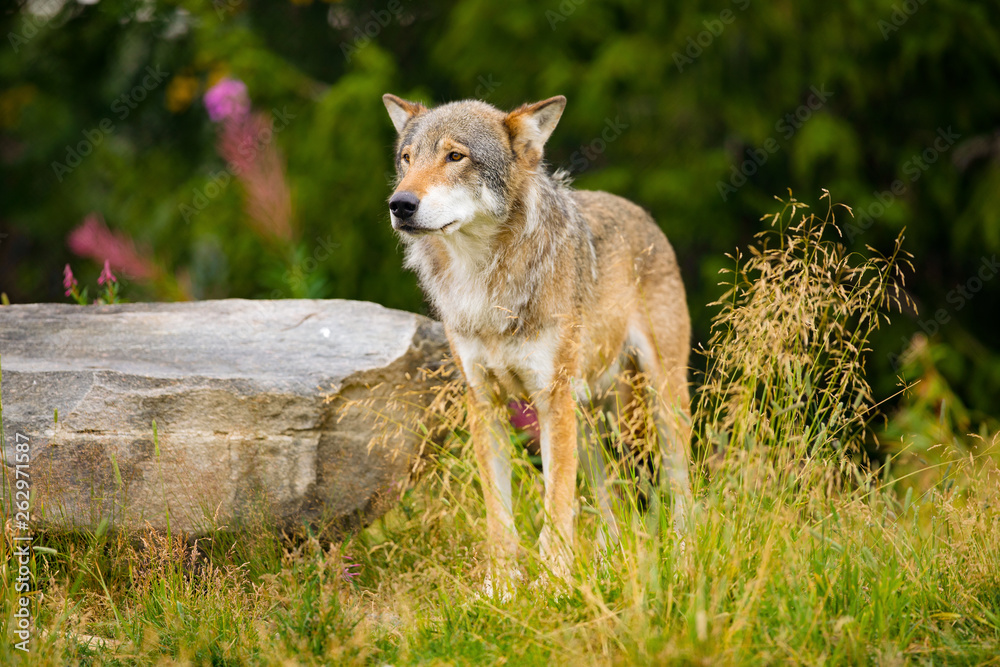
[1,0,998,433]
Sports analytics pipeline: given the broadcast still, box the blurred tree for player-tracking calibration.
[1,0,998,429]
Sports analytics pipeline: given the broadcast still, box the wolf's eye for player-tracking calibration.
[401,153,410,164]
[446,151,464,162]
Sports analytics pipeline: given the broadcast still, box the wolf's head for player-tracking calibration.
[382,94,566,237]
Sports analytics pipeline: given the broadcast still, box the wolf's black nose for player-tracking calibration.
[389,192,419,220]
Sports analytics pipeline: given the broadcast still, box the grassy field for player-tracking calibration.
[2,195,999,665]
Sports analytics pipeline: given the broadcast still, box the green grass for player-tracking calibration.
[2,436,997,665]
[2,193,999,664]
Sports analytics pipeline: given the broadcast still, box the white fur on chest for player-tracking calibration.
[438,230,509,333]
[408,225,540,336]
[451,328,560,398]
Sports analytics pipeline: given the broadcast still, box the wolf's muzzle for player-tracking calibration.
[389,191,420,221]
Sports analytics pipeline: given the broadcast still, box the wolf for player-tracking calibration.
[382,93,692,583]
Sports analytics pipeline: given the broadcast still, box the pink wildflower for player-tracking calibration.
[204,77,295,243]
[342,562,361,581]
[509,400,540,442]
[217,113,294,242]
[63,264,77,296]
[203,78,251,123]
[97,260,116,285]
[68,213,158,280]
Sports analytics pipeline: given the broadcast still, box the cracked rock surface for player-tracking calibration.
[0,299,450,535]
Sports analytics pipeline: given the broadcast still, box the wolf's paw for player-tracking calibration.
[528,571,570,601]
[538,528,573,582]
[481,566,522,603]
[593,549,614,581]
[671,535,692,583]
[528,571,549,592]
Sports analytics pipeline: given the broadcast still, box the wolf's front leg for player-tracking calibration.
[470,405,517,556]
[536,381,579,580]
[468,397,519,598]
[573,378,620,554]
[578,421,621,554]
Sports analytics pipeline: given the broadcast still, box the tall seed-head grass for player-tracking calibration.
[694,190,914,491]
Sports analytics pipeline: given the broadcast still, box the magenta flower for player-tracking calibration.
[97,260,116,286]
[342,562,361,581]
[68,213,157,280]
[217,113,294,242]
[205,77,295,244]
[509,400,540,442]
[203,78,251,123]
[63,264,78,296]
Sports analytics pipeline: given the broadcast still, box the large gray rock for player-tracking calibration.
[0,299,451,535]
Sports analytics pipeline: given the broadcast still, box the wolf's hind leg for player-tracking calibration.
[653,396,692,536]
[577,408,621,554]
[627,326,693,536]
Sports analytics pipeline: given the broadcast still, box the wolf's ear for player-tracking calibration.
[505,95,566,164]
[382,94,426,134]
